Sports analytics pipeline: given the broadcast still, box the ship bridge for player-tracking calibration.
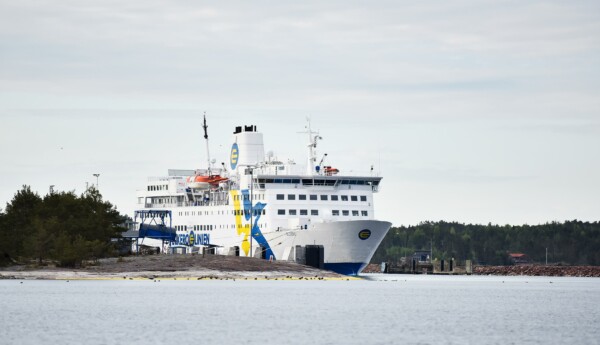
[252,175,382,192]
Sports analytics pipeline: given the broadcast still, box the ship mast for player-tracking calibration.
[202,112,212,176]
[303,118,321,176]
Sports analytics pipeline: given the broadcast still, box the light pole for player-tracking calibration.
[93,173,100,190]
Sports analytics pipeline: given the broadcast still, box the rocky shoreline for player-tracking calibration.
[362,263,600,277]
[0,255,352,281]
[474,265,600,277]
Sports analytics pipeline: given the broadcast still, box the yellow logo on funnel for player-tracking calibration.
[230,143,239,170]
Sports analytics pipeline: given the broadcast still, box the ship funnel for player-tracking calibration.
[230,125,265,173]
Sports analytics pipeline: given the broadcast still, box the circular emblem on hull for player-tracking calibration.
[189,231,195,246]
[230,143,239,170]
[358,229,371,240]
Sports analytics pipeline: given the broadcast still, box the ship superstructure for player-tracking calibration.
[135,117,391,275]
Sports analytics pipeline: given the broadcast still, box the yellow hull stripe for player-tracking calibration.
[230,190,250,256]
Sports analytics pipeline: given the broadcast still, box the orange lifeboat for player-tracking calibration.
[324,166,339,176]
[186,175,228,189]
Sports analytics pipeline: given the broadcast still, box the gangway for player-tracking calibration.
[134,210,176,254]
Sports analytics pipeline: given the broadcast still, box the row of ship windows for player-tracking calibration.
[177,208,368,217]
[148,185,169,191]
[233,194,265,201]
[178,210,265,217]
[175,224,267,231]
[276,194,367,202]
[179,210,230,216]
[257,178,380,186]
[176,225,215,231]
[277,209,369,217]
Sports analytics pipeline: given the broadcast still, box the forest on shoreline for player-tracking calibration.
[371,220,600,266]
[0,186,126,267]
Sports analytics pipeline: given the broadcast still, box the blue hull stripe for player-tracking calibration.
[324,262,367,276]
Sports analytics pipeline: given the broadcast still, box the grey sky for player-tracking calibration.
[1,0,599,225]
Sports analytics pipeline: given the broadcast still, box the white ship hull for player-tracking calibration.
[265,220,392,275]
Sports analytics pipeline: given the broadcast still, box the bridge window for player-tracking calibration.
[300,209,308,216]
[311,210,319,216]
[331,195,338,201]
[361,211,368,216]
[342,210,349,216]
[288,194,296,200]
[276,194,284,200]
[278,209,285,215]
[299,194,307,200]
[351,196,358,201]
[289,209,297,216]
[332,210,339,216]
[341,195,348,201]
[310,195,317,201]
[360,196,367,202]
[320,195,328,201]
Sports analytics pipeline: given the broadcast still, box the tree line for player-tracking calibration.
[371,220,600,266]
[0,186,126,267]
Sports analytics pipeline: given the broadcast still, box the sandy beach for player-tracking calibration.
[0,254,354,281]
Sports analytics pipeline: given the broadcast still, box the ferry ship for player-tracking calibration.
[135,116,391,275]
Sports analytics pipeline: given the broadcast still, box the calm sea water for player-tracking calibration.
[1,275,599,345]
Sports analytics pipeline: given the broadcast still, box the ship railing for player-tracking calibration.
[183,199,230,207]
[147,176,178,182]
[274,225,310,232]
[252,176,381,192]
[144,202,181,208]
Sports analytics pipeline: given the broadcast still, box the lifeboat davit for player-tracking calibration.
[324,166,339,176]
[186,175,228,189]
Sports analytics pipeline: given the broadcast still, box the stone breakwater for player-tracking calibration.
[361,263,381,273]
[474,265,600,277]
[362,263,600,277]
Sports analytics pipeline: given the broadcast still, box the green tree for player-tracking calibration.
[22,217,54,265]
[0,185,126,267]
[1,186,42,260]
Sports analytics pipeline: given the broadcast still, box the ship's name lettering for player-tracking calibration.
[174,232,210,246]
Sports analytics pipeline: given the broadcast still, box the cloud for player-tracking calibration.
[1,1,599,224]
[2,1,598,103]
